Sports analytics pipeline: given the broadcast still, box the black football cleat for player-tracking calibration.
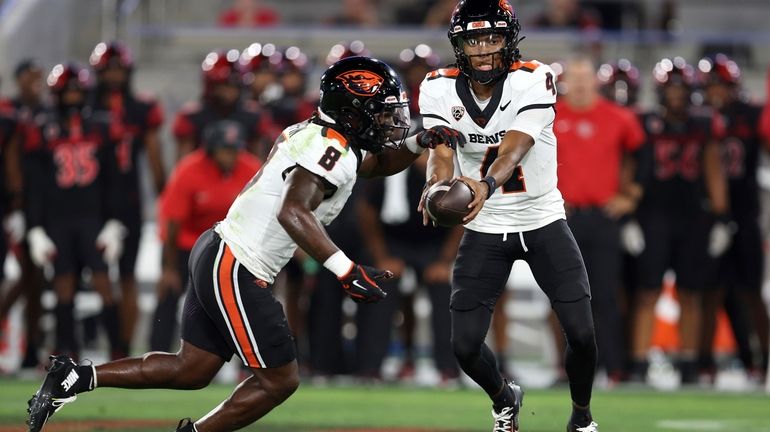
[176,418,196,431]
[567,421,599,432]
[26,356,82,432]
[492,381,524,432]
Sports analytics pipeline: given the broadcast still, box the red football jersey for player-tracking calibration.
[159,149,261,250]
[555,97,645,207]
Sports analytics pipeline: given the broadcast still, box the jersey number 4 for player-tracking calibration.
[480,146,526,193]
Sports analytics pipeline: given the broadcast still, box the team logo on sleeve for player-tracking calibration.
[336,70,385,97]
[452,105,465,120]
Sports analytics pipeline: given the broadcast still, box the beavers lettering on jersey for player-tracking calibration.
[419,59,565,233]
[468,131,507,144]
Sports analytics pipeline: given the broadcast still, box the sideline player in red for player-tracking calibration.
[555,56,645,384]
[149,120,262,352]
[27,56,461,432]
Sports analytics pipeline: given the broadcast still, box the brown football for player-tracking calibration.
[425,179,475,227]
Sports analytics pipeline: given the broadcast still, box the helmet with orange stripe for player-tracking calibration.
[448,0,523,85]
[318,56,410,153]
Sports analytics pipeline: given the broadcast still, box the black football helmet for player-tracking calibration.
[597,59,640,107]
[318,56,410,153]
[89,41,133,72]
[448,0,523,84]
[697,54,740,87]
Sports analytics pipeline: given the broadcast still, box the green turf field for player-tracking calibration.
[1,379,769,431]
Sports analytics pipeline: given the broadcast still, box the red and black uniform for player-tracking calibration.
[635,111,719,291]
[715,101,764,293]
[0,99,16,279]
[25,109,119,275]
[90,90,163,276]
[172,100,278,158]
[555,97,644,377]
[151,149,261,351]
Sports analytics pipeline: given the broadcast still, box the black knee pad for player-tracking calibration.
[553,297,596,353]
[451,306,493,363]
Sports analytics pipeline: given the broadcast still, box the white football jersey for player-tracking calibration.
[215,121,362,283]
[419,60,566,233]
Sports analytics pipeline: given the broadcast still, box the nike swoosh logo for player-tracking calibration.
[500,101,511,111]
[352,280,369,292]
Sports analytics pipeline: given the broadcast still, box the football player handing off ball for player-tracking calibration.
[27,56,457,432]
[418,1,599,431]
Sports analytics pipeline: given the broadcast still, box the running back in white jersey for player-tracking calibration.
[419,60,566,233]
[215,121,363,283]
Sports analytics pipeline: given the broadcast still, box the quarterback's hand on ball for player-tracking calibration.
[338,264,392,303]
[418,174,439,226]
[416,126,466,150]
[458,176,488,224]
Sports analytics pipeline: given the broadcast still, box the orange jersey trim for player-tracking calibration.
[426,68,461,80]
[510,61,541,73]
[322,127,348,148]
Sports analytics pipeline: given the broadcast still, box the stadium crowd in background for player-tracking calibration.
[0,0,768,404]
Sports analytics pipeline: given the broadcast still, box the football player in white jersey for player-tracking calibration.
[418,1,599,431]
[26,56,462,432]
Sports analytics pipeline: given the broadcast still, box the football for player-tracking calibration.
[425,179,475,227]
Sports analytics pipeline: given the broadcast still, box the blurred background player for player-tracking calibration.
[629,57,730,384]
[358,151,462,383]
[262,46,315,129]
[172,49,277,159]
[696,54,769,381]
[25,63,126,360]
[151,120,261,352]
[88,41,166,356]
[0,60,47,369]
[239,43,282,107]
[555,55,645,384]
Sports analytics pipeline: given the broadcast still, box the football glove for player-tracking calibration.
[96,219,127,265]
[4,210,26,245]
[416,126,466,150]
[27,226,57,267]
[708,220,734,258]
[338,264,392,303]
[620,220,645,256]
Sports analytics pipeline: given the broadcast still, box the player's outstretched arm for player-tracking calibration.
[277,166,391,302]
[460,130,534,223]
[358,144,422,179]
[358,126,466,179]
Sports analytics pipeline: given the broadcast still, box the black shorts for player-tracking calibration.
[118,217,142,278]
[452,219,590,311]
[636,210,712,291]
[181,229,296,369]
[719,217,763,292]
[47,218,107,276]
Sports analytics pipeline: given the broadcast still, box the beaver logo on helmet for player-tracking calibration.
[336,70,384,97]
[499,0,514,16]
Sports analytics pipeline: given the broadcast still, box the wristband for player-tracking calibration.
[323,250,354,277]
[481,176,497,199]
[404,134,427,154]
